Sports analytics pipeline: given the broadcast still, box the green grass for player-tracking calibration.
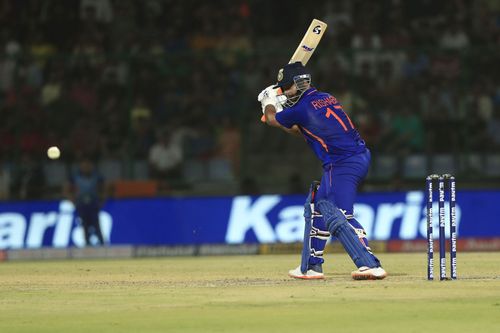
[1,252,500,332]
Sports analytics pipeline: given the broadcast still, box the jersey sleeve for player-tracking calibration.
[275,105,302,129]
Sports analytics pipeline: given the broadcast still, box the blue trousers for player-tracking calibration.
[77,201,104,246]
[310,149,372,265]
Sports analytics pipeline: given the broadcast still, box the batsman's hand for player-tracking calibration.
[257,85,283,113]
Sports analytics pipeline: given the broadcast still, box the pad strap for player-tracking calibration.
[311,225,330,240]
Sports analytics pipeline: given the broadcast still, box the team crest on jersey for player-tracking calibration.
[277,68,283,82]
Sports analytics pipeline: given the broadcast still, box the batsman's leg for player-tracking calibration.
[317,199,386,280]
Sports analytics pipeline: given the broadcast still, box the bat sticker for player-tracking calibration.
[312,25,322,34]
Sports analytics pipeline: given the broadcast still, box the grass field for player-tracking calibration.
[1,252,500,332]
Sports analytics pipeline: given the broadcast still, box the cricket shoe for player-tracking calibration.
[288,264,324,280]
[351,266,387,280]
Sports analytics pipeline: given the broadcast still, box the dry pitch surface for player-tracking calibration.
[1,252,500,332]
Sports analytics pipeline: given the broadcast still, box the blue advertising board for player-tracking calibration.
[0,190,499,249]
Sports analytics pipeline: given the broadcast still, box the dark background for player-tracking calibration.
[0,0,499,200]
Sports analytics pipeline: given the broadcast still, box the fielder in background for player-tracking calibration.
[258,62,386,280]
[64,157,106,246]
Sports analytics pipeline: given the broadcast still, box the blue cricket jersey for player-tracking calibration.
[275,88,367,166]
[70,171,103,205]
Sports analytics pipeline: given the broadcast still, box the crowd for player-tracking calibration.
[0,0,499,200]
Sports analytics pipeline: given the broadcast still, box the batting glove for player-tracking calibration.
[257,85,283,114]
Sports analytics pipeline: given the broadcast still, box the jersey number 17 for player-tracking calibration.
[325,107,355,131]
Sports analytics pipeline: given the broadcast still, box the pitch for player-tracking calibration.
[1,252,499,332]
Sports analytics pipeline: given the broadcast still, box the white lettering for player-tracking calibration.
[225,196,280,243]
[99,212,113,243]
[26,212,58,248]
[72,219,86,247]
[53,201,75,247]
[353,204,374,238]
[0,213,26,249]
[275,206,304,242]
[373,203,405,240]
[400,191,424,239]
[0,200,114,249]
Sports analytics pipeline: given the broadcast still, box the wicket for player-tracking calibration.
[426,174,457,281]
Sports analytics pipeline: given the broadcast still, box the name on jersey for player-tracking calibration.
[311,96,339,110]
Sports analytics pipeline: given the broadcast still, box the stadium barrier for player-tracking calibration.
[1,190,500,253]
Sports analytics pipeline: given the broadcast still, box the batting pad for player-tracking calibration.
[316,200,380,268]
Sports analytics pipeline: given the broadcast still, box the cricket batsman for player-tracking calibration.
[258,62,387,280]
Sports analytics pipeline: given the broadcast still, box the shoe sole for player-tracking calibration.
[351,272,387,280]
[288,273,325,280]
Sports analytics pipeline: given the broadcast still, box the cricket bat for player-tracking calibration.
[289,18,327,65]
[261,19,327,122]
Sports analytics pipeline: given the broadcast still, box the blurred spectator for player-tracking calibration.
[468,81,494,122]
[129,116,155,159]
[215,21,253,66]
[216,117,241,177]
[375,60,400,99]
[28,30,56,67]
[70,119,102,161]
[19,122,48,156]
[335,79,367,119]
[18,54,43,88]
[40,71,62,106]
[99,95,128,158]
[10,153,45,200]
[4,33,21,58]
[356,62,377,97]
[351,26,381,76]
[356,111,382,150]
[190,20,219,50]
[323,1,352,40]
[402,50,429,79]
[0,1,499,197]
[100,58,129,90]
[130,97,152,128]
[187,123,217,161]
[0,158,10,200]
[0,51,17,93]
[385,106,424,153]
[0,111,16,159]
[439,22,470,50]
[430,51,461,80]
[69,75,98,113]
[461,110,490,152]
[46,84,83,141]
[148,129,183,188]
[129,97,155,158]
[80,0,114,23]
[487,106,500,149]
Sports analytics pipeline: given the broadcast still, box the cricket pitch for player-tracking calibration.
[1,252,499,332]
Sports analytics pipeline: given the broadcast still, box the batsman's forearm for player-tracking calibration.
[264,106,301,136]
[264,105,280,127]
